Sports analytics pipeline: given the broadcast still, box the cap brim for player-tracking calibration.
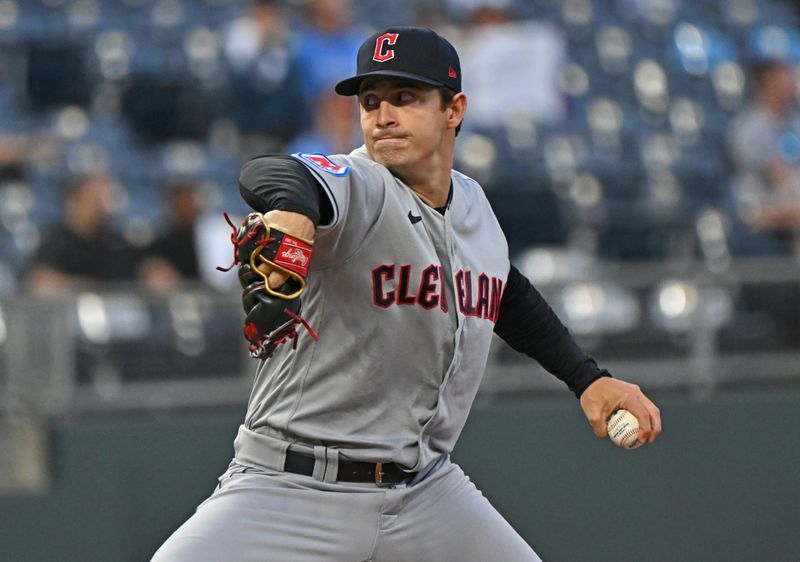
[335,70,446,96]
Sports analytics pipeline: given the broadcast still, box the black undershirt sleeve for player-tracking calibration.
[238,154,333,225]
[493,264,611,398]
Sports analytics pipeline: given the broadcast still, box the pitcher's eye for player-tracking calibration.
[361,94,379,108]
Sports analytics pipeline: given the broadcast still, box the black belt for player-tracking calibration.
[283,450,412,486]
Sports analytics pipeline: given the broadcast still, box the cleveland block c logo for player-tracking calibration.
[373,32,399,62]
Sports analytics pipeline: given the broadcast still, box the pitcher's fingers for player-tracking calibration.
[589,405,617,438]
[255,262,288,290]
[630,395,661,444]
[621,396,653,443]
[643,397,662,443]
[592,416,608,439]
[267,270,289,289]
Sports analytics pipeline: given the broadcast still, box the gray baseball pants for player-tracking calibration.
[151,456,541,561]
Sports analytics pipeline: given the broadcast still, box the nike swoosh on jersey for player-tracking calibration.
[408,210,422,224]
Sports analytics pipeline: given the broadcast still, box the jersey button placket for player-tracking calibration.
[441,208,463,384]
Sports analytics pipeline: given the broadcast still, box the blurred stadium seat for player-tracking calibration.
[71,291,244,386]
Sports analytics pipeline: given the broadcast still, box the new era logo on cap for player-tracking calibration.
[335,27,461,96]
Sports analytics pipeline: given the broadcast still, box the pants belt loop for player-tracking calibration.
[312,446,339,483]
[312,446,326,481]
[323,447,339,483]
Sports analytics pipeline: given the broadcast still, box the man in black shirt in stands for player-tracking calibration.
[25,173,139,295]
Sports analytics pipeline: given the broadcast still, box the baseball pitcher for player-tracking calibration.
[153,26,661,562]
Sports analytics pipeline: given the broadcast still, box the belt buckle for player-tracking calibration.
[374,462,388,487]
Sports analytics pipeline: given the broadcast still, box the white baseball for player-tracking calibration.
[607,409,643,449]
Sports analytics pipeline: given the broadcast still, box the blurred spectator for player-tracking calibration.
[141,179,242,293]
[293,0,365,103]
[222,0,310,148]
[24,174,139,296]
[0,132,61,176]
[0,135,39,170]
[286,90,361,155]
[139,181,205,293]
[728,59,800,256]
[454,0,566,129]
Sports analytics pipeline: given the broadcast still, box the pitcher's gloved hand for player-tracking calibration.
[221,212,318,359]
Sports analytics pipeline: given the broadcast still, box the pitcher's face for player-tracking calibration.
[359,78,451,174]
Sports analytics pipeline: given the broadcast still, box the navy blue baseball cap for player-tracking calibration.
[335,26,461,96]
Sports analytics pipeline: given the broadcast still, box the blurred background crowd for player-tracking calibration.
[0,0,797,403]
[0,0,799,296]
[0,0,797,401]
[0,0,800,404]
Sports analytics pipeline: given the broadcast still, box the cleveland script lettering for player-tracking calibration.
[372,264,502,322]
[455,270,503,322]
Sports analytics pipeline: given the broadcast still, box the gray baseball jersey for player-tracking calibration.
[152,147,543,562]
[236,146,509,472]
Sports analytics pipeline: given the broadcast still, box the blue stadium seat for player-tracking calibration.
[512,0,562,22]
[0,0,50,43]
[592,24,635,78]
[709,60,747,113]
[667,22,740,78]
[88,29,136,84]
[558,0,598,44]
[354,0,412,29]
[720,0,761,36]
[747,23,800,63]
[197,0,243,28]
[757,1,800,28]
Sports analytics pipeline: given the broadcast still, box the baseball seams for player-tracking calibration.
[616,427,639,448]
[606,411,625,433]
[607,409,642,449]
